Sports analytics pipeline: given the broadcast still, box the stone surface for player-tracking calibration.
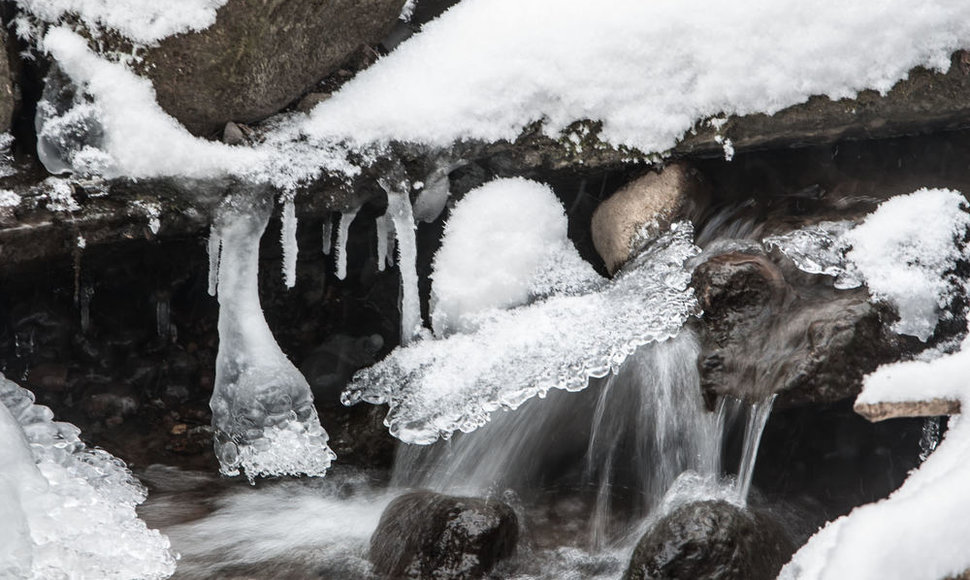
[855,398,962,422]
[591,163,707,274]
[370,491,518,579]
[624,500,793,580]
[0,29,15,134]
[137,0,406,136]
[692,249,920,406]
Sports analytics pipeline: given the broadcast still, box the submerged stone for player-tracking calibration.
[370,490,518,579]
[624,500,793,580]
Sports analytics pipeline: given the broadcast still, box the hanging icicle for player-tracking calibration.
[380,175,423,345]
[321,216,334,255]
[281,196,298,288]
[334,207,359,281]
[207,227,221,297]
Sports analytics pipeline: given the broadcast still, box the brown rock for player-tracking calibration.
[138,0,406,136]
[591,163,707,274]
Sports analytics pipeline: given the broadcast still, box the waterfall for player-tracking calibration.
[391,328,777,545]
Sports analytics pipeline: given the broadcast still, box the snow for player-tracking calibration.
[32,1,970,190]
[781,190,970,579]
[0,374,176,579]
[16,0,228,44]
[430,178,599,336]
[780,414,970,580]
[765,189,970,341]
[845,189,970,341]
[305,0,970,152]
[343,220,699,444]
[210,198,334,480]
[0,189,21,208]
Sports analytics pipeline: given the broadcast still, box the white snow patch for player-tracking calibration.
[845,188,970,341]
[305,0,970,152]
[16,0,228,44]
[430,178,599,335]
[0,189,21,207]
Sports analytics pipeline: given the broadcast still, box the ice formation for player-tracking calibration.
[764,189,970,341]
[0,374,176,579]
[382,179,424,345]
[281,197,298,288]
[343,218,699,444]
[763,220,862,289]
[430,178,601,336]
[334,207,359,281]
[209,196,334,479]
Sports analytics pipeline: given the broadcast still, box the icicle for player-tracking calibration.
[321,217,333,255]
[376,213,391,272]
[78,283,93,334]
[210,195,334,481]
[384,184,423,345]
[735,394,776,504]
[155,291,171,340]
[334,207,359,281]
[281,197,298,288]
[207,227,221,297]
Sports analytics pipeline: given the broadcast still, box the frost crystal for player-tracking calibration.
[0,375,176,579]
[210,196,334,480]
[343,221,700,444]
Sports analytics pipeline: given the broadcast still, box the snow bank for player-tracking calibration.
[344,221,699,444]
[0,375,176,579]
[16,0,228,44]
[305,0,970,151]
[430,178,599,335]
[32,0,970,186]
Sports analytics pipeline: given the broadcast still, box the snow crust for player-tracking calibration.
[0,374,175,579]
[17,0,228,44]
[430,178,599,335]
[765,189,970,341]
[343,220,699,444]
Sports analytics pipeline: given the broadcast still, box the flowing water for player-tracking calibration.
[139,329,778,578]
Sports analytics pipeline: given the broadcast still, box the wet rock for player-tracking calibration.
[134,0,406,135]
[221,121,247,146]
[295,92,332,114]
[624,500,793,580]
[80,381,140,425]
[0,29,15,134]
[692,249,920,405]
[370,491,518,579]
[591,163,708,274]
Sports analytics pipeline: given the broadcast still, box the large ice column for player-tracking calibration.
[210,196,335,480]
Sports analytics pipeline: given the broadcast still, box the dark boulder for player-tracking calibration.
[370,490,518,579]
[624,500,793,580]
[692,249,920,406]
[136,0,406,136]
